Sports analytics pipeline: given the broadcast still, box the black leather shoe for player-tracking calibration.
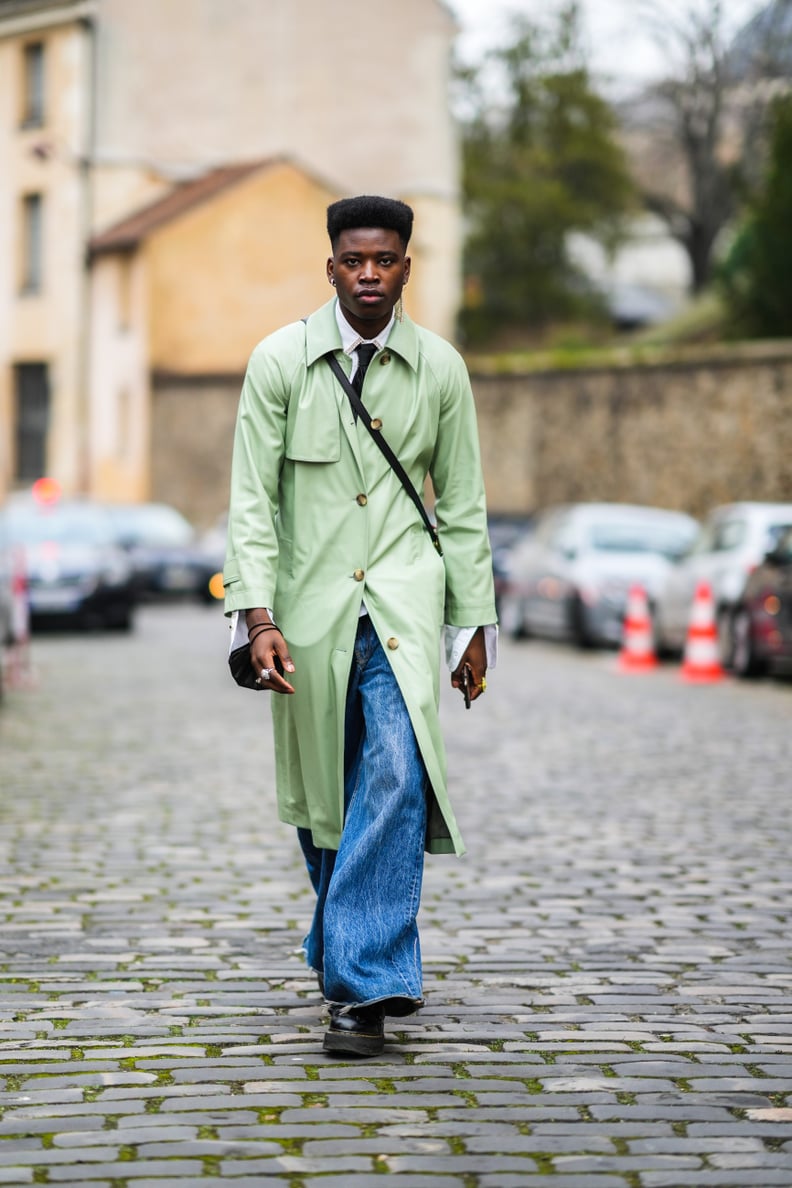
[323,1002,385,1057]
[384,995,423,1017]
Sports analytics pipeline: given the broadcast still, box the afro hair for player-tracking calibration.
[327,195,414,249]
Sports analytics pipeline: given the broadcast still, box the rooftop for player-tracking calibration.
[89,161,275,255]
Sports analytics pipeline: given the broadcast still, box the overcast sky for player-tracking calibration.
[446,0,764,95]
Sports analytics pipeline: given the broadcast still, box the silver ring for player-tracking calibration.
[260,667,272,681]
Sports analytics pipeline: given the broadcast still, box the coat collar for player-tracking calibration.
[305,298,419,371]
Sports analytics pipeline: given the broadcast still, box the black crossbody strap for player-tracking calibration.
[324,352,442,556]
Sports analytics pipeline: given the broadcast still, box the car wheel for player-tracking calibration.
[568,594,593,649]
[106,605,134,632]
[513,606,532,640]
[732,608,765,678]
[716,607,735,668]
[652,610,672,659]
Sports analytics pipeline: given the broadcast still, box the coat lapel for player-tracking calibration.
[330,353,366,480]
[305,300,365,480]
[302,300,422,486]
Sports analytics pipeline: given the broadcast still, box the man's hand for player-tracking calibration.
[450,626,487,706]
[246,610,296,694]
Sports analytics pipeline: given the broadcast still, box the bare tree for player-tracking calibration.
[629,0,790,292]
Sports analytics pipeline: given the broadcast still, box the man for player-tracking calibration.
[224,195,496,1057]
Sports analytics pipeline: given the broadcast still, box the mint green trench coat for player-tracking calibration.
[223,299,496,856]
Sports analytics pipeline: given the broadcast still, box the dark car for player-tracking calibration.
[2,497,137,631]
[731,526,792,678]
[105,502,218,603]
[196,513,228,604]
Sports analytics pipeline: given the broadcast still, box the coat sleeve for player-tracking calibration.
[223,336,293,615]
[429,348,497,627]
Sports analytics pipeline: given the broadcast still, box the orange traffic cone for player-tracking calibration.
[680,581,725,683]
[618,584,658,672]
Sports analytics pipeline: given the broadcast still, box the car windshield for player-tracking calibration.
[767,522,792,551]
[109,505,194,547]
[7,504,113,546]
[586,520,693,560]
[772,527,792,562]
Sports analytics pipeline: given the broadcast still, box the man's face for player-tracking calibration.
[327,227,410,337]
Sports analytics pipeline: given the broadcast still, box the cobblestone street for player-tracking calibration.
[1,602,791,1187]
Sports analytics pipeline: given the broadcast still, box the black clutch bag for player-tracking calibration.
[228,644,263,690]
[228,643,284,691]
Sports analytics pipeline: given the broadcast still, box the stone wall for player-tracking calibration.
[150,374,240,530]
[152,342,792,530]
[473,341,792,518]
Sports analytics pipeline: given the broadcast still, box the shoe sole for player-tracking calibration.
[323,1029,384,1057]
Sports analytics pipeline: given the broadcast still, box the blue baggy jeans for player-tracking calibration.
[298,615,427,1013]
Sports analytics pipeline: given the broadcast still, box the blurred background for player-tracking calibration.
[1,0,791,684]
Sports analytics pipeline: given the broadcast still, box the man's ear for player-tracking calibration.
[327,257,335,284]
[403,256,411,284]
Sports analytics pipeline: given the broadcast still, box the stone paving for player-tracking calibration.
[0,602,791,1186]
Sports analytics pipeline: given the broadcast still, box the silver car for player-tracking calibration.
[500,503,698,647]
[654,501,792,661]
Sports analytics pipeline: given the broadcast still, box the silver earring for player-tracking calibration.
[329,278,336,286]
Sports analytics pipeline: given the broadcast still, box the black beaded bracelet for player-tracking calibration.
[248,624,280,646]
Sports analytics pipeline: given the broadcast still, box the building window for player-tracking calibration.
[118,254,133,330]
[14,363,50,482]
[21,42,45,127]
[20,194,43,293]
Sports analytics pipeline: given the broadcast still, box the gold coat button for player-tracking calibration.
[353,568,365,582]
[387,636,399,650]
[356,493,368,506]
[370,418,383,431]
[379,352,391,365]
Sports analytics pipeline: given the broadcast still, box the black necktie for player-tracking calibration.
[352,343,377,396]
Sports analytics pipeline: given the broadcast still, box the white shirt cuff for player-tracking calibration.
[445,623,498,671]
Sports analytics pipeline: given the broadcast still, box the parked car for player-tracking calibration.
[2,496,137,631]
[730,525,792,678]
[654,502,792,662]
[499,503,698,647]
[0,506,16,698]
[105,502,219,603]
[488,514,533,618]
[196,512,228,603]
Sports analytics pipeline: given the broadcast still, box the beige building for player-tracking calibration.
[0,0,461,505]
[87,157,340,511]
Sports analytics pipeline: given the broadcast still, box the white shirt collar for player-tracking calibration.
[335,299,395,357]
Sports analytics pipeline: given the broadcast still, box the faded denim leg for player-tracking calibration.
[298,616,427,1012]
